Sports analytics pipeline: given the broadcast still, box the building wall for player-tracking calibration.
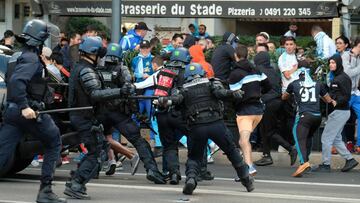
[0,0,14,36]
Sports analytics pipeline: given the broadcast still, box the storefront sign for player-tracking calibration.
[42,0,338,18]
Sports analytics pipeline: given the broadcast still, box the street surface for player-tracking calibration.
[0,158,359,203]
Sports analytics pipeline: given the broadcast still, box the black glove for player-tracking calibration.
[158,97,169,107]
[121,83,136,95]
[232,89,244,99]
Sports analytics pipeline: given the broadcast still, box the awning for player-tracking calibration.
[41,0,338,19]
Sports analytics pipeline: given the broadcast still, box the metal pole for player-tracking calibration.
[112,0,121,43]
[128,95,160,100]
[43,14,51,48]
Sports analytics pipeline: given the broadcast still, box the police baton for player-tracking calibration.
[37,106,94,115]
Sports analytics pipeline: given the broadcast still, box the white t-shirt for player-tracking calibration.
[278,52,299,92]
[46,64,62,82]
[284,30,296,38]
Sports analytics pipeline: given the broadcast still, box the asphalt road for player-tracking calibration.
[0,160,359,203]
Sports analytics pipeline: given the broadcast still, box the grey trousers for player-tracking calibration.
[321,110,353,165]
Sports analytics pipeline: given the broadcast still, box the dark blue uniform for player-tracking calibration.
[96,63,165,184]
[286,79,327,164]
[168,77,253,194]
[0,46,61,185]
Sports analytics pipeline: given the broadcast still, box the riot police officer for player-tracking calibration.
[0,19,66,203]
[154,48,190,184]
[96,43,165,183]
[155,47,213,184]
[159,63,254,195]
[64,37,128,199]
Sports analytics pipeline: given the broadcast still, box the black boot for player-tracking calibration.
[197,171,215,182]
[147,169,166,184]
[63,179,90,200]
[183,178,197,195]
[169,172,181,185]
[289,146,298,166]
[237,176,255,192]
[36,184,67,203]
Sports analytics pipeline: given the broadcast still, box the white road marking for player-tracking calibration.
[2,178,360,202]
[24,168,360,188]
[0,200,33,203]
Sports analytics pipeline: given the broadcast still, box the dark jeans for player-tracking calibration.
[186,121,248,180]
[99,111,159,172]
[0,104,61,184]
[293,113,321,164]
[279,98,296,146]
[260,99,292,155]
[342,109,356,143]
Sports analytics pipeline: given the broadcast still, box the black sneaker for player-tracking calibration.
[239,176,255,192]
[63,180,90,200]
[182,178,197,195]
[254,155,273,166]
[314,164,331,172]
[146,170,166,184]
[289,147,298,166]
[105,163,116,176]
[341,158,359,172]
[37,185,67,203]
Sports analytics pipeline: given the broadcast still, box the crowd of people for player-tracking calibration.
[0,19,360,203]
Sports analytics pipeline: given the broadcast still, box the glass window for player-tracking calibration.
[0,0,5,22]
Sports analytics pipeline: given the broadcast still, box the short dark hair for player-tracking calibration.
[68,32,80,39]
[279,36,287,46]
[267,41,276,45]
[150,37,160,47]
[256,43,269,51]
[152,55,164,67]
[284,36,296,43]
[311,25,323,33]
[235,45,248,59]
[86,24,98,33]
[99,31,110,42]
[188,24,195,29]
[289,22,298,26]
[60,38,69,43]
[4,30,14,38]
[50,52,64,65]
[353,37,360,47]
[172,33,183,41]
[199,24,207,30]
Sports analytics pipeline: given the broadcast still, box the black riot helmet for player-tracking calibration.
[21,19,50,47]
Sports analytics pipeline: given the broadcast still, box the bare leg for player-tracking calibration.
[106,135,134,159]
[239,130,252,165]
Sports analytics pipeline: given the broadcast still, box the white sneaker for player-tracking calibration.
[207,155,214,164]
[31,160,39,167]
[249,164,257,176]
[210,145,220,156]
[278,145,287,153]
